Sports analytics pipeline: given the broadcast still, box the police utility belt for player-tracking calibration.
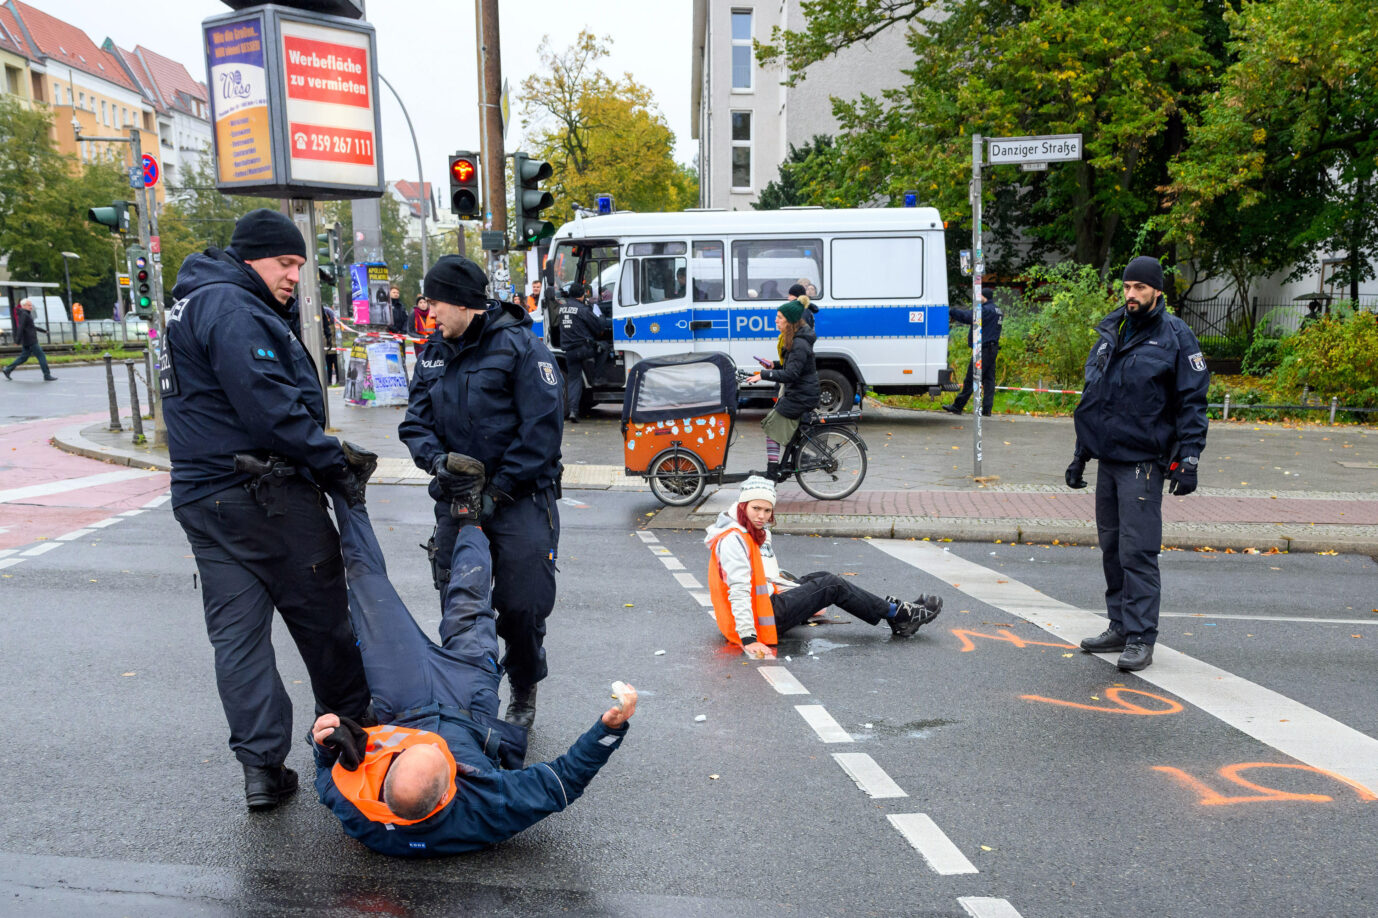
[233,452,305,518]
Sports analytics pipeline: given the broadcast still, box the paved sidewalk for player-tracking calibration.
[52,390,1378,556]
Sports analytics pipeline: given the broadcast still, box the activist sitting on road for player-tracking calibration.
[311,455,635,856]
[704,476,943,660]
[743,299,820,482]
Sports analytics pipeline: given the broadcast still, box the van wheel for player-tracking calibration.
[816,369,854,415]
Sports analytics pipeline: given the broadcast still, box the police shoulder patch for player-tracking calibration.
[253,346,279,361]
[538,361,558,386]
[1188,352,1206,372]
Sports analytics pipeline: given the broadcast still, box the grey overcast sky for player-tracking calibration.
[33,0,694,192]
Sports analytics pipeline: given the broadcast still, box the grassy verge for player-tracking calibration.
[43,348,147,365]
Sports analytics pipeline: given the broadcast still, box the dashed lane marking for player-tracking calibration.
[0,549,16,559]
[796,704,853,743]
[672,572,702,588]
[0,558,23,571]
[0,469,160,504]
[55,529,94,541]
[657,555,686,571]
[118,509,145,517]
[958,897,1025,918]
[832,752,908,798]
[21,542,61,557]
[141,493,171,509]
[887,813,979,875]
[871,540,1378,796]
[87,518,123,529]
[690,591,713,607]
[634,531,659,543]
[758,666,809,695]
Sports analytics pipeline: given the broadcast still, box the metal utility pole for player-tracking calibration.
[476,0,507,279]
[379,73,429,277]
[970,133,985,479]
[282,199,329,427]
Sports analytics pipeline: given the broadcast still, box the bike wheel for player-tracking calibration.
[648,449,707,507]
[794,428,867,500]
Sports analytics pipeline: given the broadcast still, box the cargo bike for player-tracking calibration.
[621,352,868,507]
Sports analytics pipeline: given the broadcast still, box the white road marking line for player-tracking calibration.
[796,704,853,743]
[87,518,123,529]
[887,813,979,875]
[690,591,713,608]
[759,666,809,695]
[118,509,144,517]
[141,493,171,509]
[658,555,686,571]
[0,558,25,570]
[0,469,160,504]
[55,529,94,541]
[635,531,659,543]
[832,752,907,798]
[673,572,702,588]
[958,897,1024,918]
[651,546,673,555]
[871,540,1378,795]
[0,549,16,559]
[1160,611,1378,626]
[21,542,62,557]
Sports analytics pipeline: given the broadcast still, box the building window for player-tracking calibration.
[731,10,752,90]
[5,66,20,96]
[78,91,85,109]
[731,111,752,191]
[101,100,108,124]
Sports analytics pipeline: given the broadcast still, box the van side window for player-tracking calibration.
[640,256,687,303]
[692,241,724,301]
[730,239,824,300]
[830,237,923,299]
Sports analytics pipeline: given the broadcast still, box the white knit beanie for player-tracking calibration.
[737,475,777,507]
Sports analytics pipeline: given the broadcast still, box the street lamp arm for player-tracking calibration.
[378,72,430,276]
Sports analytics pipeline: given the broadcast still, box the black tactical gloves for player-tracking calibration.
[481,484,514,522]
[1065,456,1088,489]
[1168,455,1199,496]
[432,453,483,498]
[323,715,369,770]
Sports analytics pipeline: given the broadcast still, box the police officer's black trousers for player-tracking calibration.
[432,487,560,690]
[562,345,605,418]
[952,342,998,413]
[1094,459,1165,644]
[174,479,371,767]
[770,572,889,634]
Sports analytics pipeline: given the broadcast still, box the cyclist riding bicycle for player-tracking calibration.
[743,298,818,482]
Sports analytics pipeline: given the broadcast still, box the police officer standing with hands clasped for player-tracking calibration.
[401,255,564,729]
[558,282,612,423]
[164,208,375,810]
[1065,255,1209,672]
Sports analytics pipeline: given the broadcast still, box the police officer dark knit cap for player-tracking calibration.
[787,283,807,298]
[778,300,806,323]
[1122,255,1164,292]
[424,255,488,308]
[230,209,306,261]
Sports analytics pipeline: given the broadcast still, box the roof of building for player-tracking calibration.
[5,0,137,92]
[131,44,207,116]
[391,180,435,219]
[0,6,31,59]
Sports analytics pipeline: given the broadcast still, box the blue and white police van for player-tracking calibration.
[538,207,953,414]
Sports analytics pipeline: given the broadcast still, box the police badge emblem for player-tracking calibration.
[1188,352,1206,372]
[538,361,557,386]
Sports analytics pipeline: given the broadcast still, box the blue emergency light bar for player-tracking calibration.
[902,190,919,207]
[596,194,614,215]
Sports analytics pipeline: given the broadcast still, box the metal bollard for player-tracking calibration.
[1222,392,1230,421]
[145,348,157,419]
[1329,396,1338,425]
[104,353,123,432]
[126,360,145,445]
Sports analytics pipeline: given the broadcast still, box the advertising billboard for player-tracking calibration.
[202,6,384,199]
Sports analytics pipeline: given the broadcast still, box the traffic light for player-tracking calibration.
[449,151,481,218]
[88,201,132,234]
[316,228,339,287]
[512,152,554,248]
[126,244,153,316]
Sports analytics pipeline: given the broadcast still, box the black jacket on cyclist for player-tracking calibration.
[761,325,819,420]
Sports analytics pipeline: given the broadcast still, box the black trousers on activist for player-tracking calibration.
[1095,458,1165,644]
[431,487,560,690]
[770,572,890,634]
[173,478,371,768]
[952,342,998,414]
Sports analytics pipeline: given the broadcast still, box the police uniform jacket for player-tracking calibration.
[558,297,612,360]
[164,247,345,508]
[400,299,563,502]
[1073,303,1209,464]
[949,302,1002,347]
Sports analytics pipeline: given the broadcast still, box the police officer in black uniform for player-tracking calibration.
[557,282,612,423]
[400,255,564,729]
[944,289,1002,416]
[1065,255,1209,672]
[164,209,374,810]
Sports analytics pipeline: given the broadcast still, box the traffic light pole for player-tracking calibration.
[476,0,506,279]
[283,199,330,428]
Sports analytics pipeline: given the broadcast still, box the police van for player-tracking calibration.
[540,207,953,414]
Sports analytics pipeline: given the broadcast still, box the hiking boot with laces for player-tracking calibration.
[887,594,942,637]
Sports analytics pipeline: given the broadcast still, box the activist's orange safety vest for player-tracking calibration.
[707,528,778,645]
[331,724,459,825]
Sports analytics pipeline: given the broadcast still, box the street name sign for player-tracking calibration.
[986,134,1082,165]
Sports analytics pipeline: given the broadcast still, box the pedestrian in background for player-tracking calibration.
[413,294,434,337]
[388,285,407,335]
[322,304,341,387]
[787,282,819,328]
[163,208,375,810]
[1065,255,1209,672]
[944,288,1002,417]
[3,299,56,381]
[400,255,564,730]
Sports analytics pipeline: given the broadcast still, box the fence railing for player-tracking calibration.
[1176,296,1378,340]
[0,319,152,349]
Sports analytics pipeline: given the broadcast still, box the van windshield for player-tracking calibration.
[550,242,619,301]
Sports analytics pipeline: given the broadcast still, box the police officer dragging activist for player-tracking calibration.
[400,255,564,729]
[558,281,613,423]
[944,288,1002,417]
[164,208,376,810]
[1065,255,1209,672]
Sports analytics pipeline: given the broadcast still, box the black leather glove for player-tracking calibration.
[326,464,367,507]
[1168,455,1199,496]
[1065,457,1088,489]
[432,454,483,498]
[341,440,377,487]
[323,715,369,771]
[480,485,514,522]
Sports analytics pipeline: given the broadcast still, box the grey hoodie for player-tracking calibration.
[703,509,796,642]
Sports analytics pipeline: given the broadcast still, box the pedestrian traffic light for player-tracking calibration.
[88,200,132,234]
[512,152,554,248]
[449,151,481,218]
[316,228,339,286]
[126,244,153,316]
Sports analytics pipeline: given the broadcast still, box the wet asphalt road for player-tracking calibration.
[2,478,1376,917]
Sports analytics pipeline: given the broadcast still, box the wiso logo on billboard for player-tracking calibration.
[220,69,253,100]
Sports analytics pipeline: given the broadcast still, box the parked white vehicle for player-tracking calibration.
[541,207,953,413]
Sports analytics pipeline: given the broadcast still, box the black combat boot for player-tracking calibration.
[1117,642,1154,672]
[243,764,298,811]
[505,683,537,729]
[1080,627,1127,654]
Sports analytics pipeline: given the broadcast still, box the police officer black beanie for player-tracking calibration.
[424,255,488,308]
[788,283,807,298]
[568,282,587,299]
[1122,255,1164,292]
[230,209,307,261]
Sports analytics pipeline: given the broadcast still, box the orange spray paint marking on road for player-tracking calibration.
[951,627,1076,653]
[1153,763,1378,806]
[1020,686,1184,715]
